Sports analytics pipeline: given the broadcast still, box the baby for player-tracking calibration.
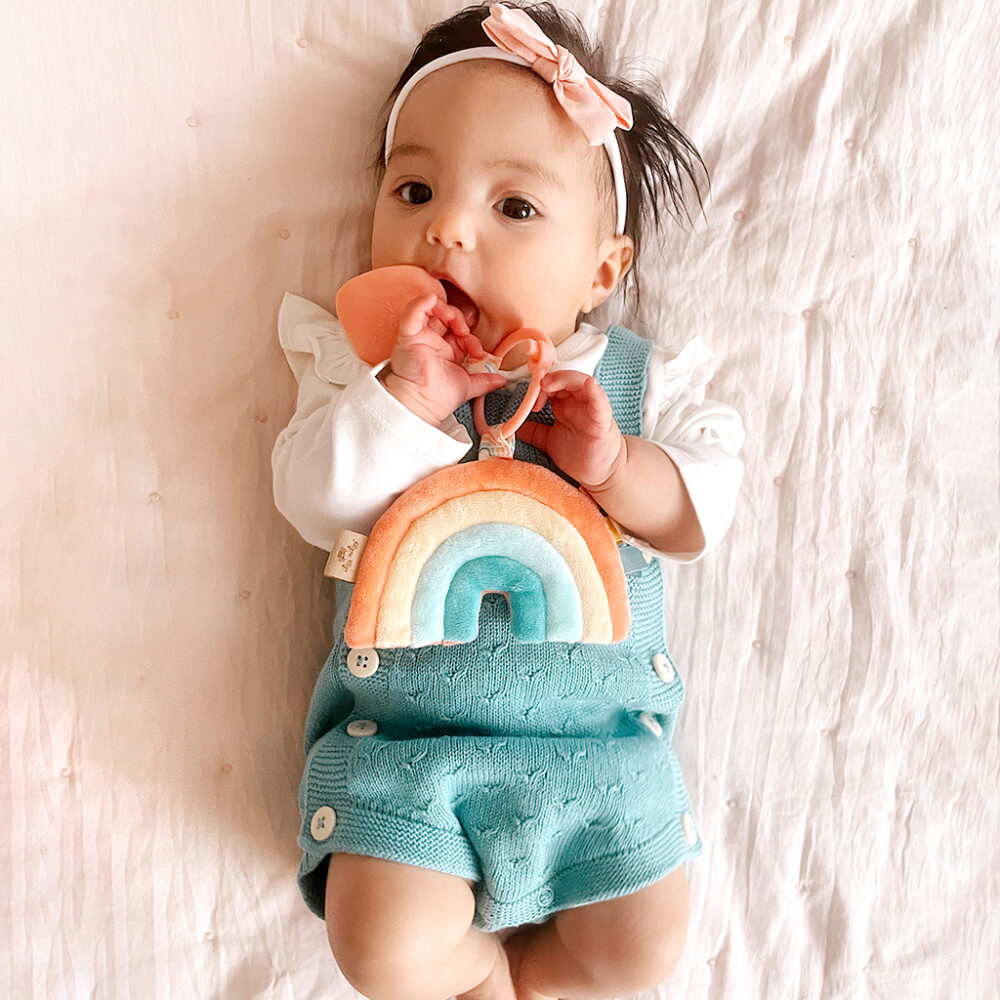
[271,3,745,1000]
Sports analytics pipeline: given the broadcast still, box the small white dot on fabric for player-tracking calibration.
[844,138,855,149]
[845,570,856,580]
[60,766,72,777]
[732,210,744,222]
[707,956,717,968]
[773,475,783,486]
[751,639,762,649]
[204,931,215,942]
[820,728,832,737]
[296,37,310,48]
[186,116,200,128]
[802,308,813,319]
[870,406,881,416]
[908,238,918,248]
[726,797,737,808]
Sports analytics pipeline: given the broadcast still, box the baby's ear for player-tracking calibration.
[583,234,634,312]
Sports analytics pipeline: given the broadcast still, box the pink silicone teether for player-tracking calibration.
[335,265,446,365]
[472,328,556,459]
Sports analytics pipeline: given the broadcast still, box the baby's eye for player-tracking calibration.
[497,197,537,221]
[396,181,431,205]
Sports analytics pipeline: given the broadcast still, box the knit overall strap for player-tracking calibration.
[593,324,652,438]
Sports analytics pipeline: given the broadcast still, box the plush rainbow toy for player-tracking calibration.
[343,458,631,648]
[334,266,631,649]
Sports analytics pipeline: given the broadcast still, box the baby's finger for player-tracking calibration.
[543,373,611,422]
[539,369,590,397]
[465,372,507,399]
[397,293,443,339]
[429,299,471,339]
[434,304,479,363]
[426,314,449,339]
[532,370,593,413]
[452,328,488,360]
[515,418,550,454]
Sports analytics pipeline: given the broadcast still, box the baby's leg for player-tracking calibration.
[504,865,691,1000]
[324,853,514,1000]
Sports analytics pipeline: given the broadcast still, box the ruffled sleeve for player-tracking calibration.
[626,335,746,564]
[277,292,369,387]
[270,293,474,550]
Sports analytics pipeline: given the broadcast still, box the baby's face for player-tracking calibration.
[371,61,626,357]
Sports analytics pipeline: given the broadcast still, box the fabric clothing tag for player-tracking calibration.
[324,529,369,581]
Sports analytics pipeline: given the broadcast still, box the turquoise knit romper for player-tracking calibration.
[296,324,703,933]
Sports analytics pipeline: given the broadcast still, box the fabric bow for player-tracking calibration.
[482,3,633,146]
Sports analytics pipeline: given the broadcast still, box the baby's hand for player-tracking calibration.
[378,294,506,425]
[517,370,628,489]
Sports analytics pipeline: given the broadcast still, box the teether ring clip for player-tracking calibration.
[466,328,555,460]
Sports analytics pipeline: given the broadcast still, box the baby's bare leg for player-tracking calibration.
[324,853,515,1000]
[504,866,691,1000]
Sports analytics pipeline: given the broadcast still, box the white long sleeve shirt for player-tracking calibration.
[271,292,745,564]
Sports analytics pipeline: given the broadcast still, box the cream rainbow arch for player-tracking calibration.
[344,459,631,649]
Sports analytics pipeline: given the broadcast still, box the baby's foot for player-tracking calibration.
[503,929,560,1000]
[455,936,518,1000]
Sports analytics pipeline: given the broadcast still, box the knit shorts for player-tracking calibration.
[296,592,704,933]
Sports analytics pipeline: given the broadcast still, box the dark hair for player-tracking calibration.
[369,1,710,318]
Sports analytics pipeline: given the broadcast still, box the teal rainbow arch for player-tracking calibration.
[410,523,583,645]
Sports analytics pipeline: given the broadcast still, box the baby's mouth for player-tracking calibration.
[440,279,480,332]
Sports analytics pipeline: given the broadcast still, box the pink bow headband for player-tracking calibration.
[384,2,632,235]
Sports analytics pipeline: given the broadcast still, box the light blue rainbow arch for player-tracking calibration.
[410,523,583,645]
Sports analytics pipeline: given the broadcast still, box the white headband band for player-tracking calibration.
[384,46,630,236]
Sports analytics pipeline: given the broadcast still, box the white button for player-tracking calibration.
[347,647,379,677]
[682,812,697,845]
[638,711,662,737]
[347,719,378,737]
[310,806,337,841]
[652,653,675,683]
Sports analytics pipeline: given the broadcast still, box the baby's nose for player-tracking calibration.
[425,208,475,250]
